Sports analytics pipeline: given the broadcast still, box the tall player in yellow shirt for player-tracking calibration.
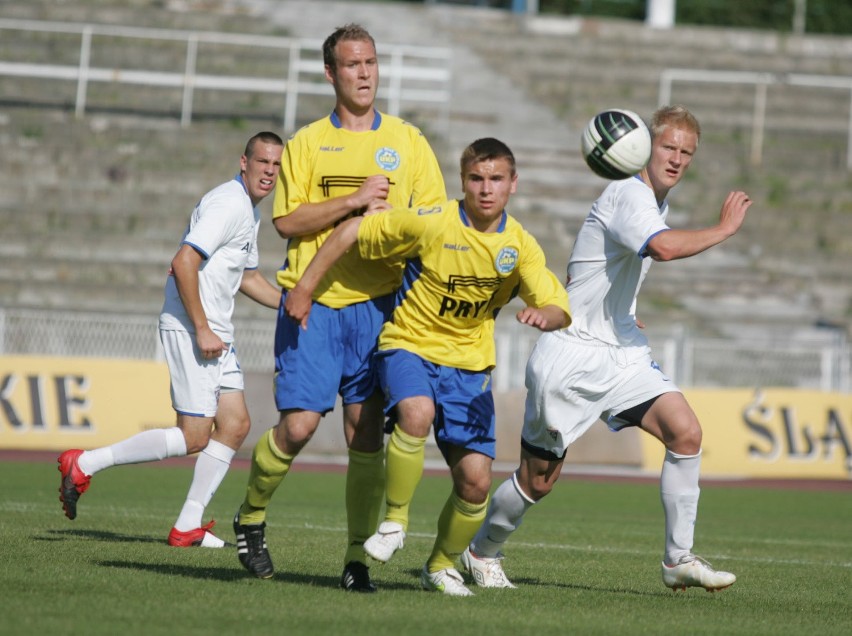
[233,24,446,592]
[285,138,572,596]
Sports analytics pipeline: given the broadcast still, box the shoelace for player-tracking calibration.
[485,557,511,585]
[681,554,717,571]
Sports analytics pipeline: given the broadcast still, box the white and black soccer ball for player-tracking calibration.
[581,109,651,180]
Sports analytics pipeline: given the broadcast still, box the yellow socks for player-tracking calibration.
[238,428,294,525]
[383,424,427,531]
[344,448,385,565]
[427,491,487,573]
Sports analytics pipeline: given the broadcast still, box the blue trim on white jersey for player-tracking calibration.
[182,240,210,260]
[638,228,669,258]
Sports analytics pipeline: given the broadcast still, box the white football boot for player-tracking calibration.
[363,521,406,563]
[460,547,516,588]
[420,565,474,597]
[661,555,736,592]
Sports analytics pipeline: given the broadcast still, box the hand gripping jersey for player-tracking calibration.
[357,200,570,372]
[159,177,260,342]
[274,110,446,308]
[565,175,669,350]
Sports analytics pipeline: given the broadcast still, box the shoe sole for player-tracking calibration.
[667,582,735,593]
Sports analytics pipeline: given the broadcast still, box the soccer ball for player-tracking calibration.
[581,109,651,180]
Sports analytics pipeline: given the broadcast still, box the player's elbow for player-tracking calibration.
[645,241,678,262]
[273,216,297,239]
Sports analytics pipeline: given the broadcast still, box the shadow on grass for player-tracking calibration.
[402,568,668,598]
[37,528,163,544]
[96,559,402,591]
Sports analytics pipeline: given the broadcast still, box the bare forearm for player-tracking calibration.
[648,190,751,262]
[239,270,281,309]
[172,254,208,331]
[274,197,362,238]
[646,226,731,262]
[274,175,390,238]
[516,304,571,332]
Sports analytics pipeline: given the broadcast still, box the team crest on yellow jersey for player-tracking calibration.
[375,147,401,171]
[495,247,519,274]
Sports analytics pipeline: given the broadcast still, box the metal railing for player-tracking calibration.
[0,18,452,134]
[659,68,852,169]
[1,308,848,393]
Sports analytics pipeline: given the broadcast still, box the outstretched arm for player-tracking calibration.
[239,269,281,309]
[284,216,364,329]
[646,190,752,262]
[516,304,570,332]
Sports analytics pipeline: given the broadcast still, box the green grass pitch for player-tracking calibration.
[2,458,849,635]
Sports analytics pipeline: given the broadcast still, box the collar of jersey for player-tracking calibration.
[234,173,247,194]
[330,109,382,130]
[458,201,507,233]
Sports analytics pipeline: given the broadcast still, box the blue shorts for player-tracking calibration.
[273,292,395,414]
[376,349,496,461]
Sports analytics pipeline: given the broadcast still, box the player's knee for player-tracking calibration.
[669,421,702,455]
[183,429,212,454]
[274,416,316,454]
[525,475,555,501]
[455,474,491,505]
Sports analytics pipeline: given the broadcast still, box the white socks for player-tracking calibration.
[470,472,535,558]
[660,449,702,565]
[173,440,236,532]
[77,427,187,476]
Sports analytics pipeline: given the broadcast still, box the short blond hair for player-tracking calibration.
[651,105,701,143]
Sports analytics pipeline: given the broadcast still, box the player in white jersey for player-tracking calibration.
[464,106,752,592]
[58,132,284,548]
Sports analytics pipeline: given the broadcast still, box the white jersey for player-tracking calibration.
[159,176,260,341]
[562,175,669,352]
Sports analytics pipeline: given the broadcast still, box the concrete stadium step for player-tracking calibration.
[1,0,850,337]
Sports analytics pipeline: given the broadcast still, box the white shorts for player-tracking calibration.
[159,329,244,417]
[521,330,679,458]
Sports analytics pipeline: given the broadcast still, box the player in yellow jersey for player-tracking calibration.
[233,24,446,592]
[285,138,572,596]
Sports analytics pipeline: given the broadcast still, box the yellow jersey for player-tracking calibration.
[274,110,446,307]
[358,200,571,371]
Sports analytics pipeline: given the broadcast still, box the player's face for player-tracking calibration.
[461,157,518,232]
[326,39,378,116]
[644,125,697,194]
[240,142,283,206]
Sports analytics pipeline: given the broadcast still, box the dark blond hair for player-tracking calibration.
[323,24,376,70]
